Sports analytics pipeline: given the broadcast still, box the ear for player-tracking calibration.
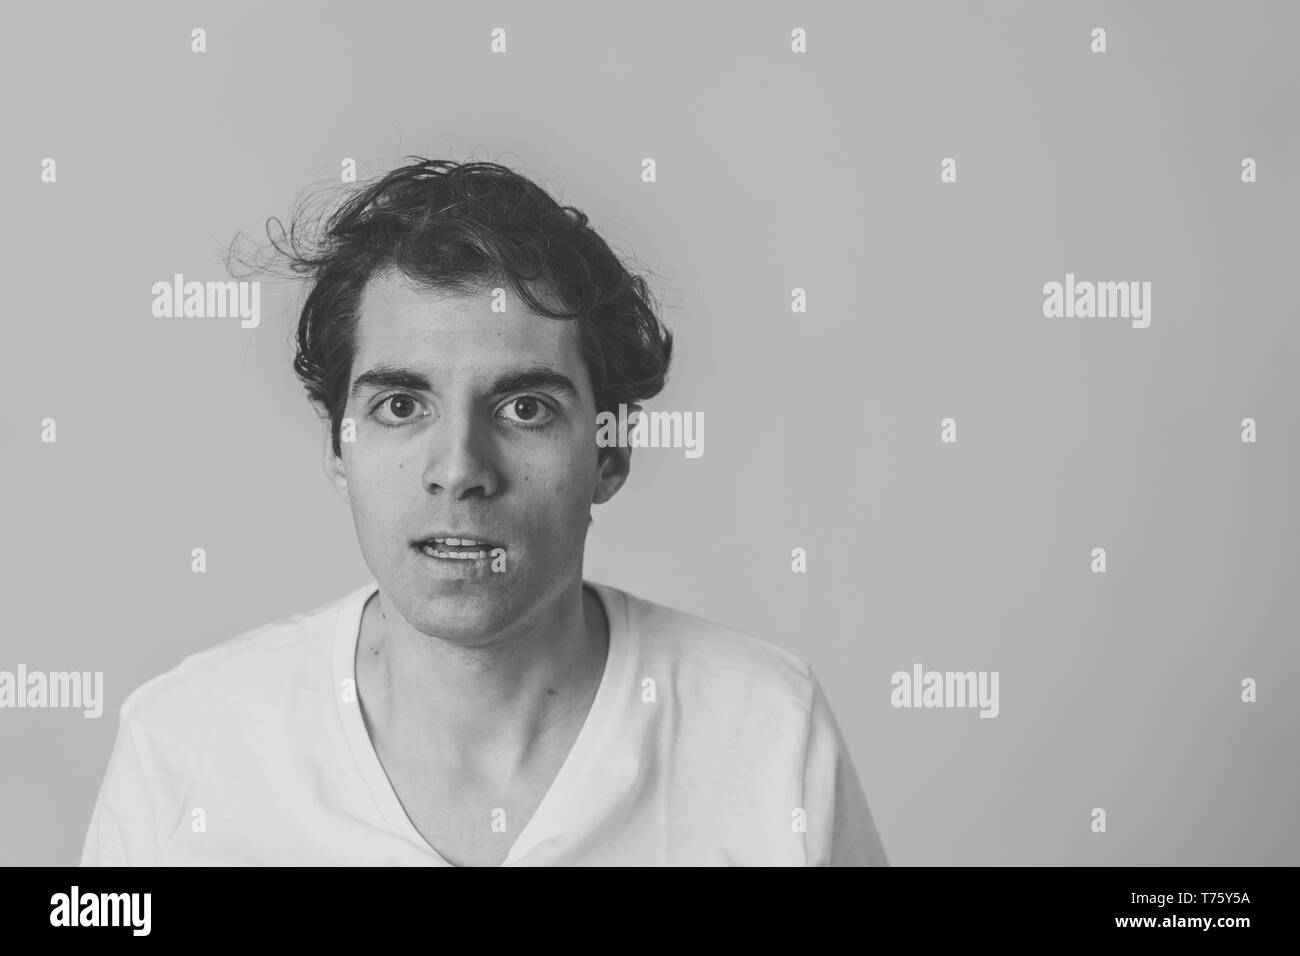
[319,413,350,506]
[593,403,638,506]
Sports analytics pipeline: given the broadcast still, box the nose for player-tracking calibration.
[420,406,500,500]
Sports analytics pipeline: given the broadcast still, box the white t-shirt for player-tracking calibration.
[80,580,888,866]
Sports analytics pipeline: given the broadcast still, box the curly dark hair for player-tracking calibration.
[257,157,673,457]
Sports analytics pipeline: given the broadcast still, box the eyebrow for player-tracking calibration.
[349,362,582,403]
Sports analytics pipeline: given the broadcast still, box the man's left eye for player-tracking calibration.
[498,396,555,426]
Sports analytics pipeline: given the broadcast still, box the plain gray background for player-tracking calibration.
[2,0,1297,865]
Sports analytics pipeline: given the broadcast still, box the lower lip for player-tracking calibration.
[414,545,500,570]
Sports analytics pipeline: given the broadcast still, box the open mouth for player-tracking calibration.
[413,536,503,560]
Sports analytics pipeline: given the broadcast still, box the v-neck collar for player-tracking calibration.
[331,579,630,866]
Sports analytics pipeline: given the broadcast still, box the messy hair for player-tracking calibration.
[258,157,673,457]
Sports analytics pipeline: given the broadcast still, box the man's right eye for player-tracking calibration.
[370,393,429,426]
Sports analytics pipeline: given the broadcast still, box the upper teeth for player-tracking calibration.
[434,537,481,546]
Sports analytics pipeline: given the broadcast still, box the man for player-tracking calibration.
[80,158,888,866]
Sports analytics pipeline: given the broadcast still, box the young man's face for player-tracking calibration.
[324,269,631,645]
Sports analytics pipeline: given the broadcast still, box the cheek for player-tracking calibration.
[516,464,594,540]
[539,451,596,501]
[347,451,408,527]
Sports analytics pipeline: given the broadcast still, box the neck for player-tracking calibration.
[356,578,609,774]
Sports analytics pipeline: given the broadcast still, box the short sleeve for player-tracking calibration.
[79,706,159,866]
[800,673,889,866]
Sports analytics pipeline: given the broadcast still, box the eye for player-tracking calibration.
[497,395,556,428]
[371,392,428,426]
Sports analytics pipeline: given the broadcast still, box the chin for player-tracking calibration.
[400,587,513,642]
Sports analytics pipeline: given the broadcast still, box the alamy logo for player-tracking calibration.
[890,663,999,718]
[50,886,150,936]
[595,404,704,459]
[151,273,261,328]
[0,665,103,718]
[1043,272,1151,328]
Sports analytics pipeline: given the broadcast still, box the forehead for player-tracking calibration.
[352,270,588,387]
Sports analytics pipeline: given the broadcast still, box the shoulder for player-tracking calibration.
[598,582,819,721]
[117,583,370,737]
